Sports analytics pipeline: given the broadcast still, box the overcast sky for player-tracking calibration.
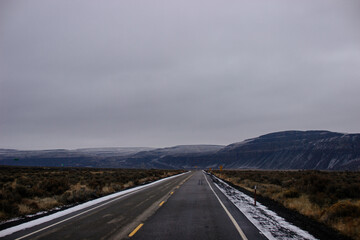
[1,0,360,150]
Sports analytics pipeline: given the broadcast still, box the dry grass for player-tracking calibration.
[0,166,184,222]
[122,181,134,189]
[36,197,59,210]
[18,204,33,215]
[213,170,360,240]
[101,186,115,194]
[283,195,322,218]
[70,183,91,192]
[333,218,360,240]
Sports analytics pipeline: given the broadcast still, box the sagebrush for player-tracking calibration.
[213,170,360,240]
[0,166,183,221]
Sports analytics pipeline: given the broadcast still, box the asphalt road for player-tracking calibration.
[2,171,266,240]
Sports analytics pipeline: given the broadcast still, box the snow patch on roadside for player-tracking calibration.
[1,206,70,225]
[212,175,317,240]
[0,172,188,238]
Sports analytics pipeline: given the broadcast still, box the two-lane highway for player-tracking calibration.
[1,171,266,240]
[2,173,191,240]
[132,171,266,240]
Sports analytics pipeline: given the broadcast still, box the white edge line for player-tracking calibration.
[212,174,317,240]
[0,171,190,239]
[15,188,143,240]
[203,171,248,240]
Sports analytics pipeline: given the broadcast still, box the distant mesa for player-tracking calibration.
[1,130,359,170]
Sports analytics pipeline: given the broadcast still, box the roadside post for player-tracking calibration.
[254,185,257,206]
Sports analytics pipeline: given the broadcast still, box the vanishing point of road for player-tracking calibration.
[2,171,266,240]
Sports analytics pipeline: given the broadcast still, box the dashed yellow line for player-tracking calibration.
[129,174,191,238]
[128,223,144,237]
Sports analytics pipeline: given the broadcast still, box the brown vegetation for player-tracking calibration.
[0,166,183,222]
[213,170,360,240]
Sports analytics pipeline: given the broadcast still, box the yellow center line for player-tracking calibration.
[128,223,144,237]
[159,201,165,206]
[170,191,174,195]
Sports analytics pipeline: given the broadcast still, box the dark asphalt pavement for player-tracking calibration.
[1,171,266,240]
[132,171,266,240]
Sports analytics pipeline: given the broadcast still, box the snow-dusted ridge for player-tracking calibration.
[0,172,189,238]
[211,174,317,240]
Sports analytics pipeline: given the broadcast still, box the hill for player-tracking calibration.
[1,131,359,170]
[216,131,360,170]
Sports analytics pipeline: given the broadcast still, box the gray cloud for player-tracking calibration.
[1,0,360,149]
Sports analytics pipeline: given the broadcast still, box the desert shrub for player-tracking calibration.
[309,192,333,207]
[28,202,39,211]
[32,185,46,197]
[15,185,31,198]
[283,189,300,199]
[0,200,19,216]
[0,166,183,220]
[334,184,360,199]
[68,189,95,203]
[42,178,70,196]
[88,179,105,190]
[214,169,360,240]
[58,191,72,205]
[322,201,360,223]
[300,174,331,195]
[269,178,282,186]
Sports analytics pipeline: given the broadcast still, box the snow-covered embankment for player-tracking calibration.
[212,175,317,240]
